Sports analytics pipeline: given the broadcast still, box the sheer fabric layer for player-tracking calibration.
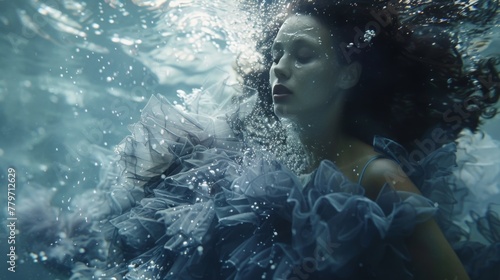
[18,83,500,280]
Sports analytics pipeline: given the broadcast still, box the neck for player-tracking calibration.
[285,93,376,173]
[294,117,374,173]
[292,112,336,168]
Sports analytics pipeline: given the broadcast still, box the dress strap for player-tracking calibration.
[358,155,386,185]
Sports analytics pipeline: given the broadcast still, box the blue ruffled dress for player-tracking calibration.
[19,83,500,279]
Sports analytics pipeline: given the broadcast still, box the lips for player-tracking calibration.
[273,84,292,96]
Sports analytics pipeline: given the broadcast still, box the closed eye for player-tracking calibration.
[295,48,314,63]
[296,55,312,64]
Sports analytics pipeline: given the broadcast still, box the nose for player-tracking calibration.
[272,57,290,81]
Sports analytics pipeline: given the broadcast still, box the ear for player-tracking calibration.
[338,62,362,89]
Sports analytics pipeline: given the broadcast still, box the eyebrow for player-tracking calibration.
[271,36,319,50]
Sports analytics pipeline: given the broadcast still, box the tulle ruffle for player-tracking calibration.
[451,131,500,280]
[105,151,438,279]
[95,89,445,279]
[18,81,500,280]
[115,83,254,188]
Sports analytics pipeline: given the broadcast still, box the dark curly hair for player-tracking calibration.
[237,0,499,154]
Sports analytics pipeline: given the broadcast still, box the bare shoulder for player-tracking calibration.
[360,158,422,199]
[360,158,470,279]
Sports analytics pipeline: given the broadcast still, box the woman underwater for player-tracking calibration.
[19,0,500,279]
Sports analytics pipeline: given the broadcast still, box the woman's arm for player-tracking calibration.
[360,158,470,280]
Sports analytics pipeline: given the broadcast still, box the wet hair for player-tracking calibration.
[238,0,499,152]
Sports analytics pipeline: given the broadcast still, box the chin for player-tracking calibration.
[274,105,299,121]
[273,105,288,118]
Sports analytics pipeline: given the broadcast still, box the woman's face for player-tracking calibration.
[269,14,346,122]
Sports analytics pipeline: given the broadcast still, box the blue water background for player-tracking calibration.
[0,0,498,279]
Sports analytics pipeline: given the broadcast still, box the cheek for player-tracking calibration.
[303,66,332,90]
[298,65,323,84]
[317,64,339,86]
[310,72,337,100]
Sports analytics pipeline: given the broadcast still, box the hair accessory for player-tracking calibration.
[363,29,376,43]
